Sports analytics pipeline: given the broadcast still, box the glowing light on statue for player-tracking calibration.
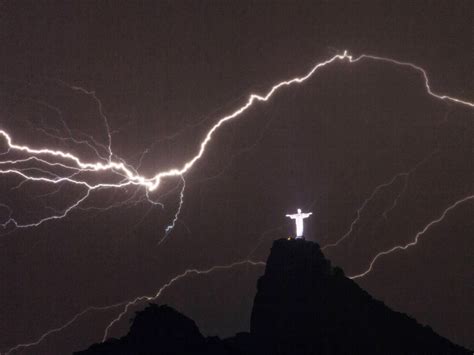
[286,209,312,238]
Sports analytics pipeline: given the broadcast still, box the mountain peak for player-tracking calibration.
[251,237,469,354]
[77,237,470,354]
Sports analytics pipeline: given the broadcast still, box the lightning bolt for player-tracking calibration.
[2,303,126,355]
[60,82,114,161]
[1,50,471,355]
[322,150,439,251]
[101,259,265,341]
[349,194,474,280]
[322,173,407,251]
[1,259,265,355]
[160,174,186,244]
[1,51,473,231]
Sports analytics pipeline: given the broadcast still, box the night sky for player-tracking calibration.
[0,1,473,353]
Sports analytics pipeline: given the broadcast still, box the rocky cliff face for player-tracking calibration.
[77,238,470,354]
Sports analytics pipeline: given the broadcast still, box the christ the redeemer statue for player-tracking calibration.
[286,209,312,238]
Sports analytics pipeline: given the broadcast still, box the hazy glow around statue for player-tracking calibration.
[286,209,312,238]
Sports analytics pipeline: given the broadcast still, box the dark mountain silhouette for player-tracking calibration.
[77,238,470,354]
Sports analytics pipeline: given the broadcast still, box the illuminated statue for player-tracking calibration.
[286,208,312,238]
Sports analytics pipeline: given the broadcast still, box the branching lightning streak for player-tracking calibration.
[1,49,471,354]
[354,55,474,108]
[349,195,474,280]
[380,150,440,220]
[322,173,404,251]
[63,83,114,161]
[160,175,186,244]
[1,190,91,229]
[3,303,126,355]
[322,150,439,251]
[2,259,264,355]
[101,259,265,341]
[1,51,473,230]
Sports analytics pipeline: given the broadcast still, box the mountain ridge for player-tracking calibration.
[77,237,470,354]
